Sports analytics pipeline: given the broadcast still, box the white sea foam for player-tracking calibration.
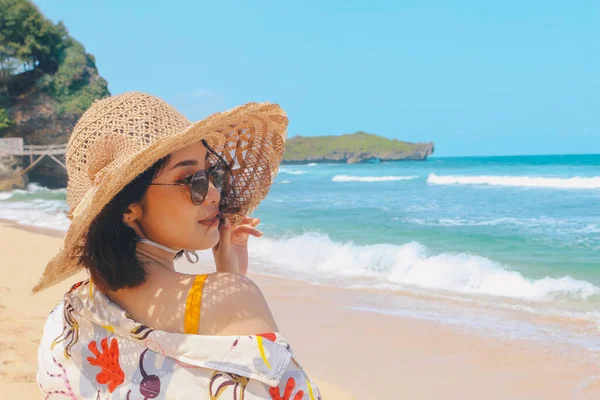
[280,180,292,184]
[427,173,600,189]
[332,175,419,183]
[0,199,70,232]
[248,232,599,302]
[406,216,583,228]
[581,224,600,234]
[0,184,70,232]
[306,163,318,167]
[279,168,306,175]
[11,182,66,194]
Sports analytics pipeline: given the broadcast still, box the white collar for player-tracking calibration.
[138,238,199,263]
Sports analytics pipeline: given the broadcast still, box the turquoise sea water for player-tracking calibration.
[1,154,599,342]
[257,155,599,283]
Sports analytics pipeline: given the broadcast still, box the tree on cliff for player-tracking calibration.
[0,0,109,117]
[0,0,67,79]
[0,0,109,186]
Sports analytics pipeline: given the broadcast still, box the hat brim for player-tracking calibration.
[32,102,288,293]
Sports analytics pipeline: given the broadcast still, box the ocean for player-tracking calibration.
[2,154,599,351]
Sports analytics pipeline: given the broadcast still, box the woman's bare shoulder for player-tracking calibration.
[198,272,279,336]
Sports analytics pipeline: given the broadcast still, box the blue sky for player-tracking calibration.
[35,0,600,157]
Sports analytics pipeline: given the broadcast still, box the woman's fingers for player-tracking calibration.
[240,216,260,227]
[216,216,232,251]
[232,225,263,238]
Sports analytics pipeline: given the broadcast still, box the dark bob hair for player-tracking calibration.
[80,155,179,292]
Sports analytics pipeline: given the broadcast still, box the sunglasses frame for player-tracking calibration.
[149,140,232,205]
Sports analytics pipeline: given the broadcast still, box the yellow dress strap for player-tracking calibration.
[183,274,208,334]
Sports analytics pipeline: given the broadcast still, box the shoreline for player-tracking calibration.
[5,216,598,353]
[3,216,599,345]
[1,222,600,398]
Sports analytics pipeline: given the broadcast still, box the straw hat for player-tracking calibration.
[32,92,288,293]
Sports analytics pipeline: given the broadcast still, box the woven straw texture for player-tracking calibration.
[32,92,288,293]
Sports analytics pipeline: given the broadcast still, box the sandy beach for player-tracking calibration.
[1,222,599,399]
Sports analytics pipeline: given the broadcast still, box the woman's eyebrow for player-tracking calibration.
[169,159,198,170]
[168,152,209,170]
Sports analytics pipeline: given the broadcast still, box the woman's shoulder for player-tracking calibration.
[198,272,279,336]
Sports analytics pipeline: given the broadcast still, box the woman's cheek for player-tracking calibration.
[145,193,194,235]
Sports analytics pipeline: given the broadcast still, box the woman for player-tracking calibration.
[35,92,322,399]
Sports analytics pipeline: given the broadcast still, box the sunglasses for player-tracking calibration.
[149,141,231,205]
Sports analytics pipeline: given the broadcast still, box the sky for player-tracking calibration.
[34,0,600,157]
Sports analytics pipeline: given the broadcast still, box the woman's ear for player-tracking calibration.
[122,203,143,228]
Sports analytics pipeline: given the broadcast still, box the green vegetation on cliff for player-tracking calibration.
[0,107,11,129]
[0,0,109,117]
[283,131,435,164]
[0,0,110,186]
[40,40,109,115]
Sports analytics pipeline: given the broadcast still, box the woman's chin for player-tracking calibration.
[187,232,220,251]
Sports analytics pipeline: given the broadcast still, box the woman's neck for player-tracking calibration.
[98,242,178,307]
[136,241,177,272]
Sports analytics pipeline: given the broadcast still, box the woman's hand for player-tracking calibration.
[212,216,263,275]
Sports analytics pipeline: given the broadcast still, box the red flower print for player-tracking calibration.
[68,280,86,293]
[269,377,304,400]
[257,332,277,342]
[87,337,124,393]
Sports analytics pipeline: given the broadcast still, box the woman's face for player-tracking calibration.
[129,141,221,251]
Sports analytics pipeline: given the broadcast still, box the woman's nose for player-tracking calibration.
[204,181,221,205]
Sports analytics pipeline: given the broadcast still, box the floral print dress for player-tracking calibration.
[37,280,322,400]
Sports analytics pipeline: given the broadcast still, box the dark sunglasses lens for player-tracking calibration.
[209,163,228,192]
[190,171,209,205]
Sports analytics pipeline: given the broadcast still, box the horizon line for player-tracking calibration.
[430,152,600,159]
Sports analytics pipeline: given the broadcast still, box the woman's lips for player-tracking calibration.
[198,213,219,227]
